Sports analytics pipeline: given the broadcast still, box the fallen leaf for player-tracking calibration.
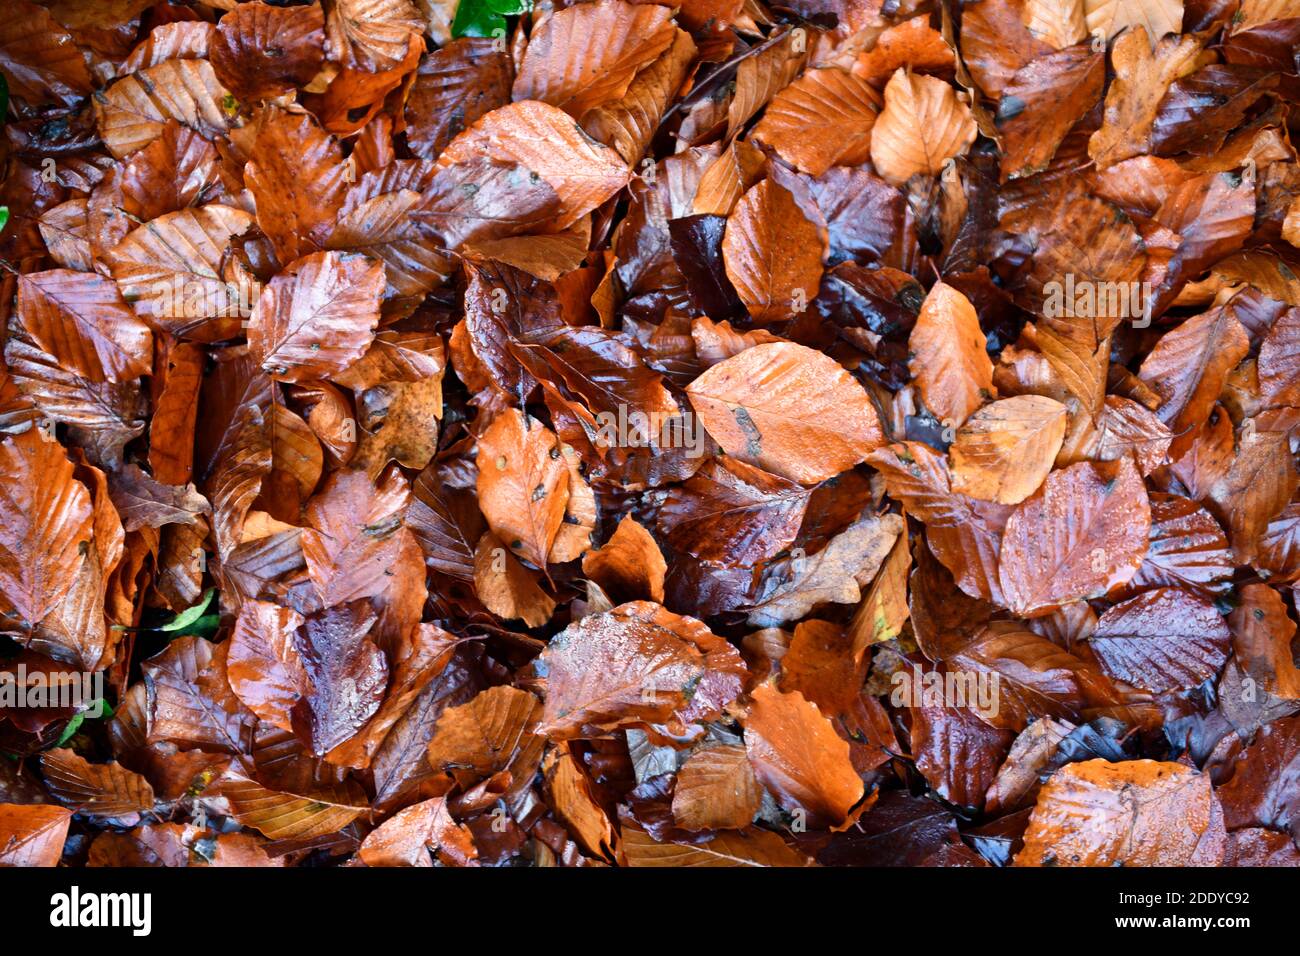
[686,341,885,484]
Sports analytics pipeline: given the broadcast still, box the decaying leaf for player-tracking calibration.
[1016,759,1225,866]
[1,0,1292,874]
[686,342,885,484]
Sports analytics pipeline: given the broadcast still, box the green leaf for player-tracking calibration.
[161,588,217,633]
[54,713,86,748]
[53,698,114,748]
[183,613,221,639]
[0,208,8,234]
[451,0,531,39]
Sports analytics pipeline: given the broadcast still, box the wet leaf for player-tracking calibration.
[998,458,1151,617]
[1016,759,1225,866]
[686,342,885,484]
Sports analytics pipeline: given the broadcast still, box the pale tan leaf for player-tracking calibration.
[1088,26,1204,169]
[1024,0,1090,48]
[950,395,1069,504]
[96,58,234,159]
[1084,0,1183,43]
[869,69,977,187]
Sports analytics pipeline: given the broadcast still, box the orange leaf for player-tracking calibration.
[742,684,864,827]
[686,341,885,484]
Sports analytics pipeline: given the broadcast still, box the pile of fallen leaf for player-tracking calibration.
[0,0,1298,869]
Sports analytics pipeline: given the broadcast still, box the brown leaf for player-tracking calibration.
[437,100,630,230]
[1015,759,1225,866]
[107,463,208,531]
[0,429,94,628]
[686,342,885,484]
[670,744,762,832]
[144,636,256,755]
[1207,422,1298,563]
[751,68,880,177]
[473,531,556,627]
[290,602,388,755]
[475,408,570,569]
[853,15,956,86]
[1126,492,1233,597]
[1227,584,1300,700]
[513,0,675,119]
[1087,587,1231,692]
[621,816,813,866]
[581,516,666,604]
[998,458,1151,617]
[149,339,204,485]
[216,773,367,840]
[869,69,978,187]
[248,251,384,382]
[582,28,697,165]
[0,803,72,867]
[96,58,233,159]
[848,527,912,651]
[909,674,1014,809]
[1138,305,1248,457]
[0,0,93,106]
[1216,714,1300,840]
[657,456,810,568]
[868,442,1009,604]
[327,0,424,72]
[543,741,620,861]
[359,796,478,866]
[1085,0,1183,41]
[40,749,156,820]
[939,620,1095,730]
[18,270,152,384]
[997,43,1104,181]
[908,281,995,428]
[721,179,825,324]
[779,619,861,717]
[406,38,512,161]
[228,600,308,732]
[426,685,543,783]
[300,467,413,607]
[1094,394,1173,475]
[742,684,864,827]
[211,0,326,102]
[950,395,1069,504]
[1088,27,1205,169]
[245,109,349,265]
[106,205,255,339]
[538,601,747,739]
[746,512,905,627]
[985,716,1075,815]
[1023,0,1089,48]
